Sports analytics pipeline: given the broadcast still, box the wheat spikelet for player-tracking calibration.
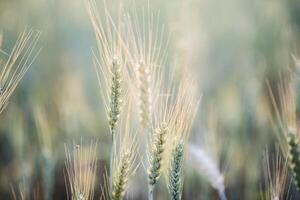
[262,148,289,200]
[64,141,98,200]
[0,29,41,113]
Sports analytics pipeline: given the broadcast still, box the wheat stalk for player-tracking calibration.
[84,0,127,188]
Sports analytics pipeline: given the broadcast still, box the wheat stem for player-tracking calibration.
[110,132,116,190]
[148,185,154,200]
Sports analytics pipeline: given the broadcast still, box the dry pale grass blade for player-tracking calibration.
[262,148,289,200]
[84,0,127,136]
[0,29,41,113]
[64,141,98,200]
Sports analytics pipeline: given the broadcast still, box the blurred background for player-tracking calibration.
[0,0,300,199]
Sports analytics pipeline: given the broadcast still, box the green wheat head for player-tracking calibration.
[168,142,184,200]
[148,123,168,186]
[287,131,300,190]
[109,58,122,135]
[112,151,130,200]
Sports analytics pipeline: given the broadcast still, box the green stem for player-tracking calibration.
[110,131,116,190]
[148,185,154,200]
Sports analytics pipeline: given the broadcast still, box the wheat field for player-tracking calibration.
[0,0,300,199]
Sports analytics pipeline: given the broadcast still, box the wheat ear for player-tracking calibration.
[109,58,122,136]
[84,0,126,188]
[137,62,152,129]
[168,142,184,200]
[111,136,137,200]
[287,130,300,190]
[148,123,168,198]
[166,77,200,200]
[112,150,131,200]
[123,7,168,131]
[268,75,300,190]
